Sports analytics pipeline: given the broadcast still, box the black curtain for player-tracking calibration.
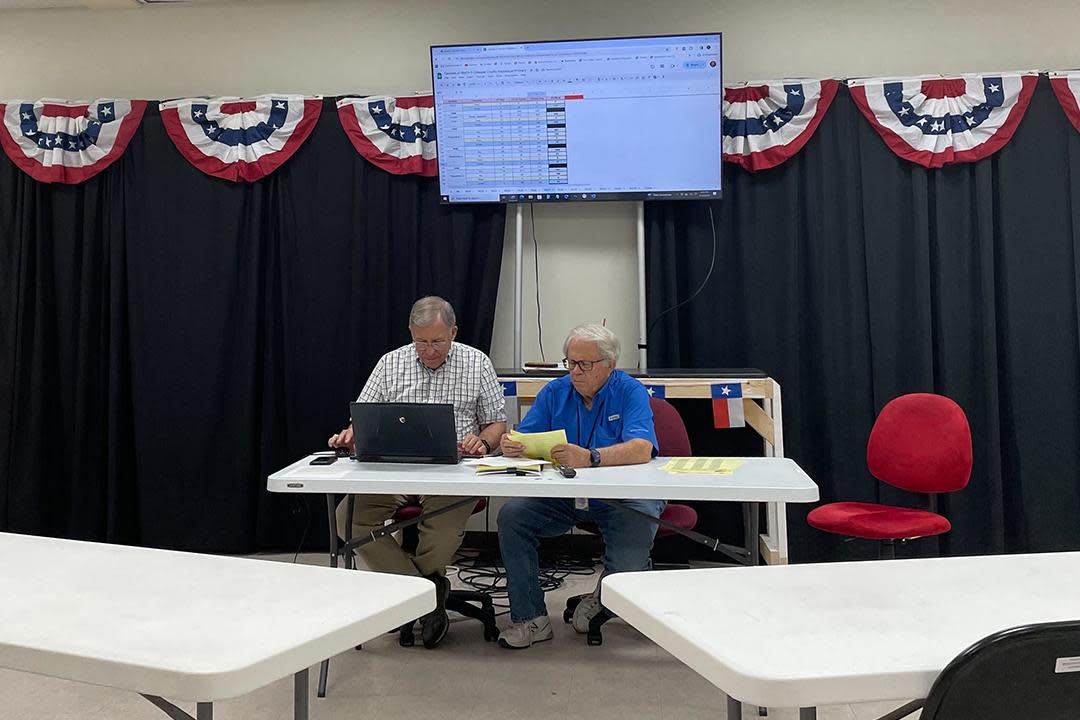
[647,77,1080,562]
[0,99,505,553]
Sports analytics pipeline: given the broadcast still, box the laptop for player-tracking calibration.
[349,402,460,464]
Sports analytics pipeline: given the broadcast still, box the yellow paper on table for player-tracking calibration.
[508,429,568,461]
[660,457,745,476]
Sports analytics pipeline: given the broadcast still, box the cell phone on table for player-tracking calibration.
[309,456,337,465]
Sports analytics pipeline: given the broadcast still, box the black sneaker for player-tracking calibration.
[421,573,451,648]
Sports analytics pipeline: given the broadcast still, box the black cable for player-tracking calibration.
[529,203,546,362]
[291,496,311,564]
[451,548,598,616]
[644,203,719,356]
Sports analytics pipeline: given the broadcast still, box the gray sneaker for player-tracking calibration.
[571,594,603,634]
[498,616,554,649]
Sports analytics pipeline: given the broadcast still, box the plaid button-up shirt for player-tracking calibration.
[356,342,506,441]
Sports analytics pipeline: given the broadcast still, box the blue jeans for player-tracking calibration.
[498,497,666,623]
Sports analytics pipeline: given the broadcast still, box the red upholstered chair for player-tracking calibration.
[564,396,699,644]
[806,393,972,559]
[394,499,499,646]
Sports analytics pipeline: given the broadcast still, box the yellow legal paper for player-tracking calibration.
[508,429,568,461]
[660,457,745,475]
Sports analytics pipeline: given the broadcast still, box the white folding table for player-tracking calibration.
[602,552,1080,719]
[269,453,818,691]
[268,455,818,561]
[0,532,434,720]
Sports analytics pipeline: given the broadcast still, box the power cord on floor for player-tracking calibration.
[449,549,598,616]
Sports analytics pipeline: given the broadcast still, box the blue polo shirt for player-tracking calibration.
[517,370,658,455]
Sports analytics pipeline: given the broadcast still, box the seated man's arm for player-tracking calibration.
[550,438,654,468]
[462,356,509,455]
[550,380,658,467]
[473,420,507,454]
[328,356,388,449]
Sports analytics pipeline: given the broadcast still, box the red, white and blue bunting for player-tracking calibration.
[337,95,437,176]
[848,73,1037,168]
[159,95,321,183]
[1049,72,1080,136]
[722,79,839,172]
[0,99,146,184]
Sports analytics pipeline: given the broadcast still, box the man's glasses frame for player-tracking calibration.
[562,357,607,372]
[414,339,451,351]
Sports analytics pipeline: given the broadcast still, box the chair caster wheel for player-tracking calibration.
[587,632,603,646]
[484,626,500,642]
[563,608,574,624]
[399,625,415,647]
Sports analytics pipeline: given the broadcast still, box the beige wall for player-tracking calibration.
[2,0,1077,367]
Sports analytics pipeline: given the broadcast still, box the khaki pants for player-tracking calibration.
[335,494,475,577]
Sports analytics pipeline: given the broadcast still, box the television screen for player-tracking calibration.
[431,33,722,204]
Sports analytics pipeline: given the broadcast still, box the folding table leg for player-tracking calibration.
[196,703,212,720]
[317,658,329,698]
[727,694,742,718]
[799,708,817,720]
[295,669,309,720]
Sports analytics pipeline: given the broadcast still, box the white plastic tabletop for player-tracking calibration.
[267,456,819,503]
[602,552,1080,708]
[0,532,434,701]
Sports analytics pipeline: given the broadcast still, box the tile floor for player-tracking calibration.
[0,552,920,720]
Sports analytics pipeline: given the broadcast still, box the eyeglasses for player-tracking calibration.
[414,339,451,351]
[563,357,605,372]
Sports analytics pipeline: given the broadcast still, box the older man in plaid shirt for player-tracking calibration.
[329,296,506,648]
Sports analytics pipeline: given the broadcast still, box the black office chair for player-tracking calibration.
[394,500,500,646]
[916,620,1080,720]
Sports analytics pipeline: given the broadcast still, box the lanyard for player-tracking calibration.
[575,395,605,449]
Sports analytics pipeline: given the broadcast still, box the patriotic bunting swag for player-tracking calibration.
[159,95,321,182]
[722,79,839,172]
[337,95,437,176]
[0,99,146,184]
[1049,72,1080,135]
[848,73,1037,168]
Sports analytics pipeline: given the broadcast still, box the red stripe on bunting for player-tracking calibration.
[41,104,89,117]
[849,75,1037,168]
[337,98,438,177]
[1050,77,1080,135]
[159,98,321,182]
[219,101,258,113]
[0,101,147,184]
[725,85,770,102]
[722,79,840,172]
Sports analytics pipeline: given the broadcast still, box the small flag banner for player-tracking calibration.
[711,383,745,429]
[643,384,666,399]
[501,381,517,397]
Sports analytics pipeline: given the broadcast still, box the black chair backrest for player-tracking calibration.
[920,620,1080,720]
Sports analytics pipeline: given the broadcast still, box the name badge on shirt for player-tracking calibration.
[608,414,620,421]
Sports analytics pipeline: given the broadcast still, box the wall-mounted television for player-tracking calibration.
[431,33,722,204]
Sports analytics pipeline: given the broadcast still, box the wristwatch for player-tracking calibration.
[589,448,602,467]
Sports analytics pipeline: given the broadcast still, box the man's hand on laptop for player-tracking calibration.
[459,433,488,457]
[328,425,354,450]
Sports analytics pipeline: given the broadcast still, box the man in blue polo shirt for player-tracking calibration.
[496,323,660,649]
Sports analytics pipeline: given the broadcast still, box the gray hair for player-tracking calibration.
[409,296,456,329]
[563,323,620,365]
